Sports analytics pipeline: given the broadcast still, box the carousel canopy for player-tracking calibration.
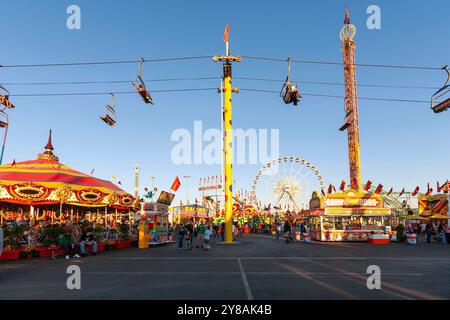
[0,130,134,208]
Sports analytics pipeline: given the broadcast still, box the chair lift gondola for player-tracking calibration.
[0,85,15,109]
[431,65,450,113]
[100,93,117,126]
[0,110,8,128]
[131,57,154,105]
[280,57,301,106]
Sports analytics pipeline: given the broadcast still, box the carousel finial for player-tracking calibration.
[38,129,59,161]
[45,129,54,151]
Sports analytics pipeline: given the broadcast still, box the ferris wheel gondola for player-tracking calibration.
[100,93,117,126]
[132,57,154,105]
[431,65,450,113]
[280,57,301,106]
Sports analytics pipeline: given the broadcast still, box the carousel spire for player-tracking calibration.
[45,129,54,151]
[38,129,59,161]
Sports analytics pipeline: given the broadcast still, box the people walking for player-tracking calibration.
[203,225,212,250]
[283,221,293,243]
[438,222,447,245]
[425,222,434,244]
[196,221,206,248]
[177,224,186,249]
[276,223,281,240]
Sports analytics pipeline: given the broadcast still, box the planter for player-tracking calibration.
[116,240,132,249]
[0,249,21,261]
[37,247,53,258]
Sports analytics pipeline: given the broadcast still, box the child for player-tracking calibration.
[203,226,212,250]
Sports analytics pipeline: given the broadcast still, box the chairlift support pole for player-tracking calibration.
[213,29,240,244]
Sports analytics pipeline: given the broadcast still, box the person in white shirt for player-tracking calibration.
[203,225,212,250]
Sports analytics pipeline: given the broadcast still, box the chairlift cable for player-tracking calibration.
[241,55,442,71]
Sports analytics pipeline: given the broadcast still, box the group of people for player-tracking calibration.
[175,221,213,250]
[57,221,99,259]
[275,220,308,243]
[412,221,449,244]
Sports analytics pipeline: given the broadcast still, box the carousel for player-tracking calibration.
[0,130,136,226]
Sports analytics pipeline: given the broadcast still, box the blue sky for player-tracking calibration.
[1,0,449,203]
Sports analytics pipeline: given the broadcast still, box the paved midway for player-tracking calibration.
[1,235,449,300]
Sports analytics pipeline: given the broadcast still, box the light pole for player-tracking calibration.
[183,176,191,205]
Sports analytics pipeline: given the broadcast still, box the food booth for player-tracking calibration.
[172,204,210,224]
[302,189,392,242]
[140,202,170,243]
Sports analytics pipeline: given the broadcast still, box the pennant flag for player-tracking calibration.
[321,189,326,196]
[364,180,372,192]
[425,183,433,196]
[11,158,16,166]
[374,184,383,194]
[399,188,405,197]
[90,168,95,175]
[437,181,442,193]
[351,177,358,189]
[387,188,393,196]
[223,24,230,42]
[339,180,347,192]
[170,176,181,192]
[327,184,334,195]
[411,186,420,197]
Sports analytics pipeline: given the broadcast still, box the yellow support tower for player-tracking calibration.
[214,25,240,244]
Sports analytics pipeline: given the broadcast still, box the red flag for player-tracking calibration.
[339,180,347,192]
[425,183,433,196]
[321,189,326,196]
[399,188,405,197]
[364,180,372,192]
[327,184,334,195]
[387,188,393,196]
[223,24,229,42]
[351,177,358,189]
[170,176,181,192]
[411,186,420,197]
[374,184,383,194]
[11,158,16,166]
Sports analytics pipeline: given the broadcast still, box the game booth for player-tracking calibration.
[302,189,392,243]
[140,197,172,245]
[172,204,210,224]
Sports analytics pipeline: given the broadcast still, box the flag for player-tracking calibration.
[112,175,117,180]
[374,184,383,194]
[321,189,326,196]
[327,184,334,194]
[223,24,229,42]
[11,158,16,166]
[339,180,347,192]
[425,183,433,196]
[118,181,122,185]
[437,181,442,193]
[170,176,181,192]
[411,186,420,197]
[364,180,372,192]
[90,168,95,175]
[399,188,405,197]
[387,188,393,196]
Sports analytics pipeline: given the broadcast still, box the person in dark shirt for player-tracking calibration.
[177,224,186,249]
[80,229,97,257]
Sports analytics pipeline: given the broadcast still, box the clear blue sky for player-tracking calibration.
[1,0,449,203]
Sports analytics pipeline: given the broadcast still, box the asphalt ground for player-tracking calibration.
[0,234,449,300]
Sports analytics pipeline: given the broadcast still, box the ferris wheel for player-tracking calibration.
[251,156,325,212]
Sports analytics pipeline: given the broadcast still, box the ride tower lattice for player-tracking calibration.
[340,8,363,192]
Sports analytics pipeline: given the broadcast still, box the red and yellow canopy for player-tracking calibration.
[0,131,134,208]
